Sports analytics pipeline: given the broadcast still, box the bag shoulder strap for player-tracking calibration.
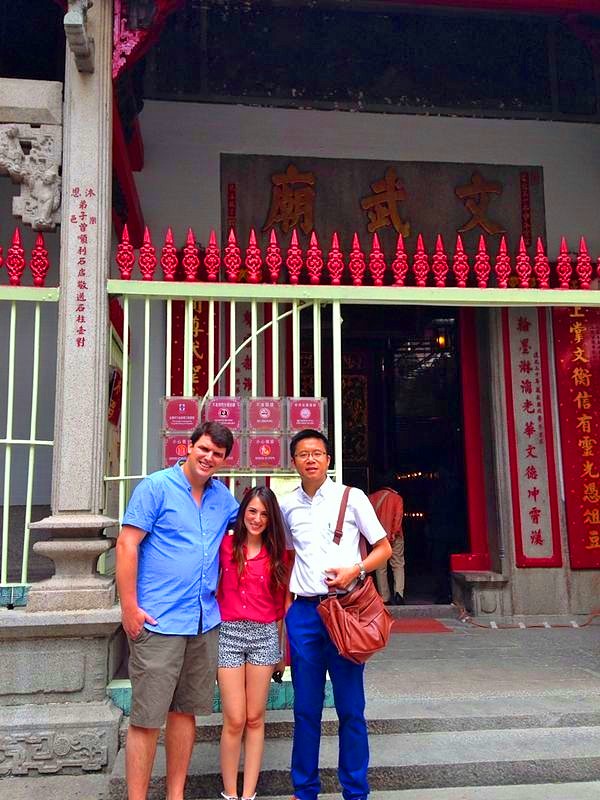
[334,486,369,561]
[333,485,351,545]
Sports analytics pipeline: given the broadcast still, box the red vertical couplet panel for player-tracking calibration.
[191,301,214,398]
[502,309,562,567]
[552,307,600,569]
[170,301,185,397]
[170,301,218,399]
[450,308,490,572]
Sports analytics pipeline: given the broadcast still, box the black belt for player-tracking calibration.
[296,592,348,603]
[296,594,327,603]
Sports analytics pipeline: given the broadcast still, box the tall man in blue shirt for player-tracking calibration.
[116,421,239,800]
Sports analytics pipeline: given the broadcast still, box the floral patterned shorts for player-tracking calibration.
[218,620,281,668]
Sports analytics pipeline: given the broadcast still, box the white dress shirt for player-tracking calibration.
[279,477,387,596]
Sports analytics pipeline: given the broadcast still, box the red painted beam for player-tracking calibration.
[112,92,145,248]
[374,0,600,14]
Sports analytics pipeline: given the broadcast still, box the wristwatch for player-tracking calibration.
[355,561,366,581]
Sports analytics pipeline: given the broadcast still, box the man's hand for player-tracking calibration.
[324,564,360,591]
[121,605,157,640]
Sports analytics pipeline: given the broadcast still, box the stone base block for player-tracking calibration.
[0,607,121,706]
[0,701,122,778]
[452,571,508,615]
[26,579,116,612]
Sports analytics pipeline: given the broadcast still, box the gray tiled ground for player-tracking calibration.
[364,615,600,706]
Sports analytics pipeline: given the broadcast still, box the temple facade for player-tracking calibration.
[1,0,600,783]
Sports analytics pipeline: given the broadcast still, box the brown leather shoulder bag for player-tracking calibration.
[316,486,393,664]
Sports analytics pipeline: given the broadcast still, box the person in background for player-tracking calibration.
[217,486,290,800]
[116,421,238,800]
[369,474,405,605]
[280,429,392,800]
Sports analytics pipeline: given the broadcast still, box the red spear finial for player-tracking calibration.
[204,229,221,282]
[182,228,200,282]
[432,234,449,288]
[6,227,26,286]
[30,232,50,287]
[452,235,470,288]
[138,226,157,281]
[245,228,263,284]
[533,237,550,289]
[391,233,408,287]
[160,227,178,281]
[326,232,344,285]
[348,233,366,286]
[473,236,491,289]
[266,229,282,284]
[286,229,303,285]
[368,232,386,286]
[306,231,324,285]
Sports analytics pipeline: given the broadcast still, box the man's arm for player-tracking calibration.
[362,535,392,572]
[115,525,157,638]
[325,536,392,590]
[325,488,392,590]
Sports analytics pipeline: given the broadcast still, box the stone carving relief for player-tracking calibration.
[0,729,107,775]
[0,123,62,231]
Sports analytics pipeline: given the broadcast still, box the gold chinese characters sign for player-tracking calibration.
[221,154,545,254]
[553,307,600,569]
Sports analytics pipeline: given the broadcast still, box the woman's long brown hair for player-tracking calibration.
[231,486,289,593]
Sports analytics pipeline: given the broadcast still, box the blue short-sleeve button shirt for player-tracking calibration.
[122,462,239,635]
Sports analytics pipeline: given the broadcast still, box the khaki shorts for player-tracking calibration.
[128,625,219,728]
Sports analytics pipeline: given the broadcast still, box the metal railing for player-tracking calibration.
[107,224,600,521]
[0,286,59,601]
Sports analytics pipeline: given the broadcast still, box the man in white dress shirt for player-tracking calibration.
[280,429,392,800]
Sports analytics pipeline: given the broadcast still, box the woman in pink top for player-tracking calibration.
[217,486,290,800]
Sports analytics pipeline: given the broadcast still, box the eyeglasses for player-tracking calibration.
[294,449,328,461]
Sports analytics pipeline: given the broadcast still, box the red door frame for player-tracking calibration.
[451,307,492,572]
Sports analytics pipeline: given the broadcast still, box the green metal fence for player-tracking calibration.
[105,282,346,522]
[106,279,600,524]
[0,286,59,604]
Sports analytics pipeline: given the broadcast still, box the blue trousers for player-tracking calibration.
[286,597,369,800]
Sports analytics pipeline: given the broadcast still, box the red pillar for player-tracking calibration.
[451,307,491,572]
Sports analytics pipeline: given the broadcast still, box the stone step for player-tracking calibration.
[108,725,600,799]
[7,776,600,800]
[193,787,600,800]
[117,693,600,748]
[109,668,334,717]
[389,602,459,619]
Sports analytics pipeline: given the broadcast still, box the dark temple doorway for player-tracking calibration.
[339,305,469,605]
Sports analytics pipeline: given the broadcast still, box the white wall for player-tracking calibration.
[135,102,600,256]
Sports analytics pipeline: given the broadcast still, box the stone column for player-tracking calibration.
[0,5,124,784]
[27,0,117,612]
